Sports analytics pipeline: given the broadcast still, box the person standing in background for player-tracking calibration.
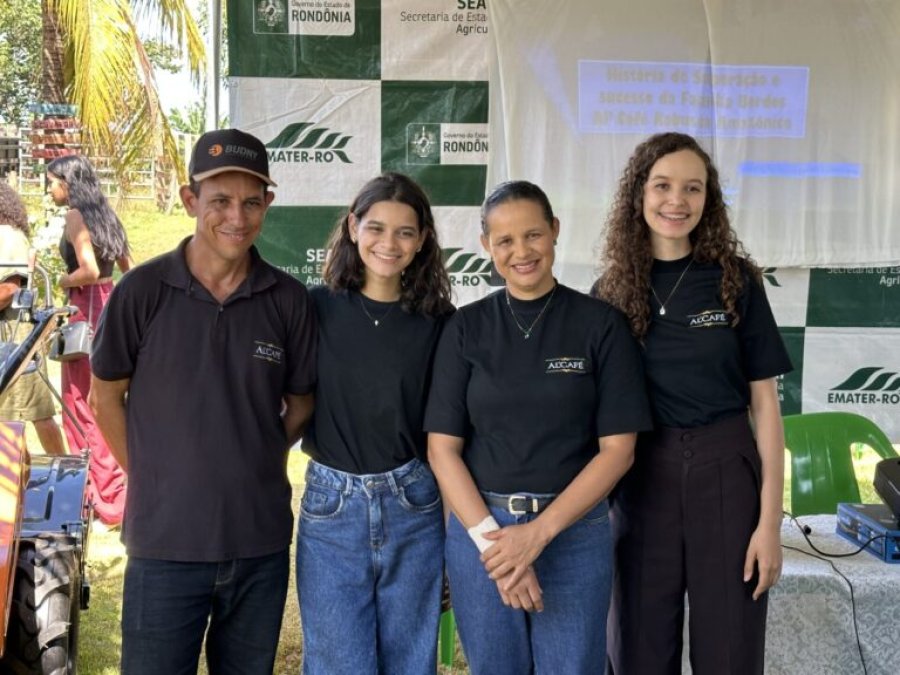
[595,132,792,675]
[0,180,65,455]
[296,173,454,674]
[46,155,131,526]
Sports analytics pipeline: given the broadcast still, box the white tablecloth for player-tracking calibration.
[764,514,900,675]
[681,514,900,674]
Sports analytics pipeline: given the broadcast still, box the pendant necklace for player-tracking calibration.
[650,259,693,316]
[358,294,396,326]
[505,284,557,339]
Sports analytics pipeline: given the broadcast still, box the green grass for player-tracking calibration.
[74,452,306,675]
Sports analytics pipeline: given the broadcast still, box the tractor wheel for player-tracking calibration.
[0,533,80,674]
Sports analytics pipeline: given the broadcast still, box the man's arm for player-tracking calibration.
[88,375,131,472]
[282,392,314,448]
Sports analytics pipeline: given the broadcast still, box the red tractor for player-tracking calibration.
[0,264,91,674]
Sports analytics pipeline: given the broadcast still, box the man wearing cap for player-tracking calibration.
[89,128,316,674]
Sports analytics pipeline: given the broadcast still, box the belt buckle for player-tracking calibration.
[507,494,537,515]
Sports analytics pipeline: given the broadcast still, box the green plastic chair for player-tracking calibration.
[783,412,898,516]
[438,609,456,666]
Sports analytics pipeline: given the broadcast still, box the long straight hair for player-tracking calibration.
[47,155,130,261]
[323,173,453,317]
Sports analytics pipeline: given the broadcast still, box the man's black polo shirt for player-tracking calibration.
[91,238,317,562]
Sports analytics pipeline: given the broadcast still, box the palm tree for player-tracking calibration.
[42,0,204,189]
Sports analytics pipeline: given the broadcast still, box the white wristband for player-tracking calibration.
[467,515,500,553]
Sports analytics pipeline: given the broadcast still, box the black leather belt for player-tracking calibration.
[482,493,555,515]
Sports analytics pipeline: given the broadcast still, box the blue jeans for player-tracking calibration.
[446,496,612,675]
[120,550,289,675]
[296,458,444,674]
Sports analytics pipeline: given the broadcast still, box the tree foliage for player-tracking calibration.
[0,0,42,124]
[43,0,205,186]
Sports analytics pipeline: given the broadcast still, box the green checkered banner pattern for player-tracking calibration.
[228,0,900,440]
[229,0,494,305]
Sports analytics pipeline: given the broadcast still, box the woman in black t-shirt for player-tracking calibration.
[296,173,454,674]
[596,132,792,675]
[426,181,652,674]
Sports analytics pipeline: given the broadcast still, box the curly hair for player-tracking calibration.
[0,182,29,234]
[323,172,453,317]
[47,155,130,261]
[595,132,760,339]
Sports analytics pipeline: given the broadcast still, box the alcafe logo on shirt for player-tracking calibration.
[545,357,589,375]
[828,366,900,405]
[688,309,730,328]
[253,341,284,365]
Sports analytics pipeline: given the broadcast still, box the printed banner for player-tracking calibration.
[228,0,380,79]
[230,77,382,206]
[380,0,490,81]
[381,80,489,206]
[433,205,502,306]
[261,206,343,287]
[801,328,900,439]
[806,267,900,328]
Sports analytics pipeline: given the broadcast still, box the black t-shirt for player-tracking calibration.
[643,255,793,428]
[424,284,652,494]
[302,287,452,474]
[91,240,317,561]
[59,232,114,277]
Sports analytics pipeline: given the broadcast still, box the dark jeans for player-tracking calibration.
[608,413,767,675]
[121,550,289,675]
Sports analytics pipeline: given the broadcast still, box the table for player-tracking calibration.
[763,514,900,675]
[682,514,900,674]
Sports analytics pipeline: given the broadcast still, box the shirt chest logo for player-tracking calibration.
[688,310,731,328]
[253,340,284,364]
[545,356,590,374]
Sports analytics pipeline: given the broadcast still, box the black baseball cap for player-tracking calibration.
[189,128,277,187]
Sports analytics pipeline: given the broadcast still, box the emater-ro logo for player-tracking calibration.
[441,248,503,288]
[265,123,353,164]
[828,367,900,405]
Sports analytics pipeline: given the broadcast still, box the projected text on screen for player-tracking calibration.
[578,60,809,138]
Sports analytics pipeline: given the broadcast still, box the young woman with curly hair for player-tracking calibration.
[595,132,792,675]
[296,172,454,674]
[47,155,131,526]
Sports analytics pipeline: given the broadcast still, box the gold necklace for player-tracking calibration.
[505,284,557,339]
[650,259,693,316]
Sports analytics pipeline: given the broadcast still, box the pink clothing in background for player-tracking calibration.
[62,281,126,526]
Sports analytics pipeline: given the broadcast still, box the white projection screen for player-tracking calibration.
[487,0,900,287]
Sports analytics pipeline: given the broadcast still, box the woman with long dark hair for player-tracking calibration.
[47,155,131,526]
[596,132,792,674]
[296,172,454,674]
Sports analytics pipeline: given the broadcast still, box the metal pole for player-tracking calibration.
[206,0,221,131]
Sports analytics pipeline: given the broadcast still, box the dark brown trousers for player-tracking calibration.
[607,413,767,675]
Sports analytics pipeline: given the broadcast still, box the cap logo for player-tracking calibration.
[208,144,223,157]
